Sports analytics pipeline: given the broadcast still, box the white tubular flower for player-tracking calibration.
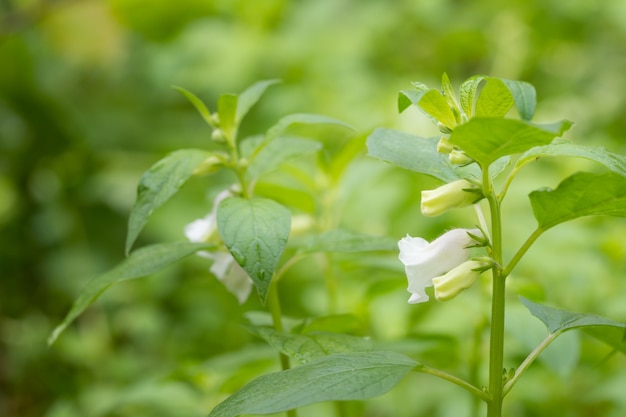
[421,179,481,217]
[184,188,253,304]
[433,260,488,301]
[398,228,481,304]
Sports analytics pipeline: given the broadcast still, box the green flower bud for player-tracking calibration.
[212,128,226,143]
[437,136,454,154]
[449,149,474,165]
[433,260,488,301]
[421,179,482,217]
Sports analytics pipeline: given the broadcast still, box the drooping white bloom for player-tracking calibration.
[398,228,481,304]
[184,188,253,304]
[421,179,481,217]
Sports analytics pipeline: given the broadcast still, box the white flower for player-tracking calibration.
[398,228,481,304]
[421,179,481,217]
[184,188,253,304]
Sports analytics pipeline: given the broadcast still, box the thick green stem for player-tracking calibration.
[267,281,298,417]
[483,167,505,417]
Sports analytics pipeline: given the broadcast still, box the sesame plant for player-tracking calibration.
[48,75,626,417]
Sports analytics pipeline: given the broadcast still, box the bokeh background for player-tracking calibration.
[2,1,626,416]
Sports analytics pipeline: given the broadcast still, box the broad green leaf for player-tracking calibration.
[207,351,417,417]
[328,133,367,181]
[173,86,214,127]
[126,149,213,254]
[217,197,291,302]
[584,326,626,355]
[516,142,626,177]
[529,171,626,230]
[521,297,626,334]
[266,113,353,143]
[449,118,572,167]
[247,136,322,178]
[48,241,212,345]
[236,79,280,124]
[303,229,397,253]
[475,78,514,118]
[459,74,485,118]
[248,327,373,364]
[366,128,458,182]
[418,89,457,128]
[218,93,238,140]
[502,79,536,121]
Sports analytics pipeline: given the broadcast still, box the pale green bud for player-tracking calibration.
[433,260,488,301]
[212,128,226,143]
[421,179,482,217]
[192,154,227,176]
[437,136,454,154]
[449,149,474,165]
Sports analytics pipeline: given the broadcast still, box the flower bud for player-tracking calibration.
[193,154,227,176]
[433,260,488,301]
[449,149,474,165]
[212,128,226,143]
[437,136,454,154]
[421,179,482,217]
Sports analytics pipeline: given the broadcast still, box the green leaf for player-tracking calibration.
[449,118,572,167]
[516,142,626,177]
[303,229,397,253]
[584,326,626,355]
[217,197,291,302]
[236,79,280,124]
[459,74,485,118]
[126,149,213,254]
[48,241,212,345]
[207,351,417,417]
[248,327,373,364]
[441,72,457,110]
[218,93,238,140]
[247,136,322,178]
[265,113,353,142]
[366,128,458,182]
[398,89,426,113]
[173,86,214,127]
[418,89,457,128]
[475,77,514,118]
[501,79,536,121]
[529,171,626,230]
[521,297,626,334]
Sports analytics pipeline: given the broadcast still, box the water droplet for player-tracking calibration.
[230,247,246,266]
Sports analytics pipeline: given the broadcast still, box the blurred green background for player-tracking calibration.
[2,1,626,416]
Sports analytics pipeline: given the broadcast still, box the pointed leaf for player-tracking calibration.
[303,229,397,253]
[126,149,214,254]
[475,78,514,118]
[48,241,212,345]
[366,128,458,182]
[218,93,238,140]
[502,79,536,121]
[418,89,457,128]
[247,136,322,178]
[173,86,214,127]
[236,79,280,124]
[398,89,426,113]
[529,171,626,230]
[459,75,485,118]
[521,297,626,334]
[583,326,626,355]
[207,351,417,417]
[449,118,572,167]
[516,142,626,177]
[441,73,457,110]
[217,197,291,302]
[266,113,353,142]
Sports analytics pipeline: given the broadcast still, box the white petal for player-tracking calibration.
[184,217,214,242]
[223,262,253,304]
[209,251,234,279]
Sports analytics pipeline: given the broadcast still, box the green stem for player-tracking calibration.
[267,281,298,417]
[415,365,490,402]
[502,332,559,396]
[483,166,505,417]
[501,228,543,279]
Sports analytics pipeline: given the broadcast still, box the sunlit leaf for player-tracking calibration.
[217,197,291,302]
[475,78,514,118]
[173,86,214,127]
[303,229,397,253]
[366,128,458,182]
[516,142,626,177]
[266,113,353,142]
[502,79,537,121]
[126,149,213,254]
[449,118,572,167]
[218,93,238,140]
[247,136,322,178]
[398,89,426,113]
[441,72,458,112]
[529,171,626,230]
[48,242,212,345]
[207,351,417,417]
[236,79,280,124]
[521,297,626,334]
[459,74,485,118]
[418,89,457,128]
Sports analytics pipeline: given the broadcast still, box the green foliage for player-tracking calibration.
[207,351,417,417]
